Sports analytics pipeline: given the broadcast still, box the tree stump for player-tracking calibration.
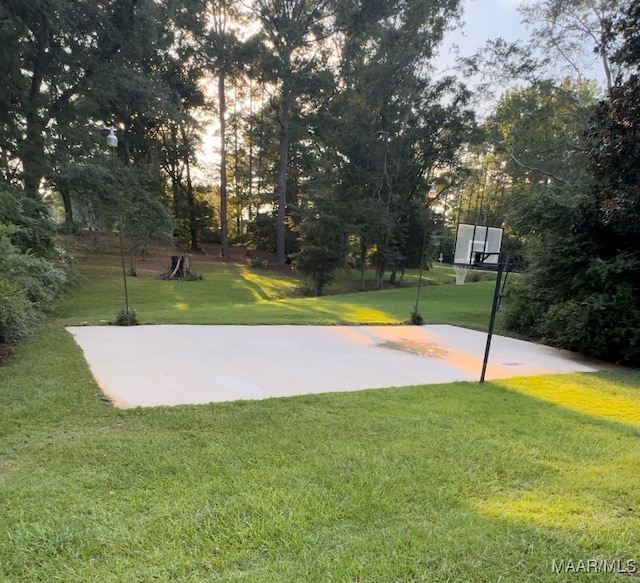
[159,255,192,280]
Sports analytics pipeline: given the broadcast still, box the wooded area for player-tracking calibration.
[0,0,639,365]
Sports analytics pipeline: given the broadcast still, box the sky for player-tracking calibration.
[440,0,607,89]
[437,0,527,69]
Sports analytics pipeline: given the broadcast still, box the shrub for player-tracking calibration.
[115,309,140,326]
[541,284,640,365]
[250,257,268,269]
[0,226,67,344]
[410,309,424,325]
[0,277,35,344]
[507,253,640,366]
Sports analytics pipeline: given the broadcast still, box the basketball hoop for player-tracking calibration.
[454,264,469,285]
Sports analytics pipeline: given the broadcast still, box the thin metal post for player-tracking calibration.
[107,127,130,314]
[413,218,429,315]
[480,252,507,383]
[119,226,130,314]
[413,185,437,319]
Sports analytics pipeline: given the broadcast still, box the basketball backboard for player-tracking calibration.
[453,223,503,267]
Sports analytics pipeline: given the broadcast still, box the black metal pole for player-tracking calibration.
[413,218,429,316]
[480,252,507,383]
[114,152,129,314]
[119,225,130,314]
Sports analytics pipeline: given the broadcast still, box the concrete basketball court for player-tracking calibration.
[66,324,607,408]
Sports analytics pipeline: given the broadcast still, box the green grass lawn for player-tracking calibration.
[57,261,498,329]
[1,247,639,582]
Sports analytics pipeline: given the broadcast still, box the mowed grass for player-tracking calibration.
[1,246,639,582]
[56,260,497,329]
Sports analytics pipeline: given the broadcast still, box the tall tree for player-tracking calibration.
[520,0,625,91]
[486,80,597,189]
[202,0,247,257]
[155,5,208,251]
[312,0,475,287]
[252,0,337,265]
[484,80,599,256]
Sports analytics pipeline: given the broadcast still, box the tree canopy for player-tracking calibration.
[504,0,640,365]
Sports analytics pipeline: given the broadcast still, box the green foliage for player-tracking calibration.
[303,0,477,285]
[293,214,348,295]
[57,158,175,267]
[541,283,640,364]
[246,213,278,252]
[409,308,424,325]
[172,190,217,247]
[250,257,268,269]
[0,276,33,344]
[0,183,69,345]
[121,183,176,264]
[246,213,298,255]
[0,226,67,343]
[114,308,140,326]
[505,10,640,366]
[486,80,595,190]
[508,250,640,363]
[0,188,57,258]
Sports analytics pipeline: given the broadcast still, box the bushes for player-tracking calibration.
[0,277,33,344]
[0,226,67,343]
[115,308,140,326]
[0,190,57,258]
[0,188,68,345]
[507,253,640,366]
[541,292,640,364]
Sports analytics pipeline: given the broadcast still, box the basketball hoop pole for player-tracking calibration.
[480,252,508,383]
[413,224,429,316]
[412,184,438,321]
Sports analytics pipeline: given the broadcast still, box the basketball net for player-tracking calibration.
[454,264,469,285]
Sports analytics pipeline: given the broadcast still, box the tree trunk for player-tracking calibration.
[180,123,200,252]
[276,89,291,266]
[375,263,385,289]
[170,124,181,216]
[21,109,46,200]
[60,187,74,230]
[248,76,254,226]
[21,31,47,200]
[219,70,229,257]
[359,237,367,291]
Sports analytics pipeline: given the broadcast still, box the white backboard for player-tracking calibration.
[453,224,503,266]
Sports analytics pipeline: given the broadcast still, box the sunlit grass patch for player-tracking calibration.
[335,304,398,323]
[471,447,639,554]
[494,371,640,427]
[472,486,639,560]
[288,298,399,324]
[237,265,300,301]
